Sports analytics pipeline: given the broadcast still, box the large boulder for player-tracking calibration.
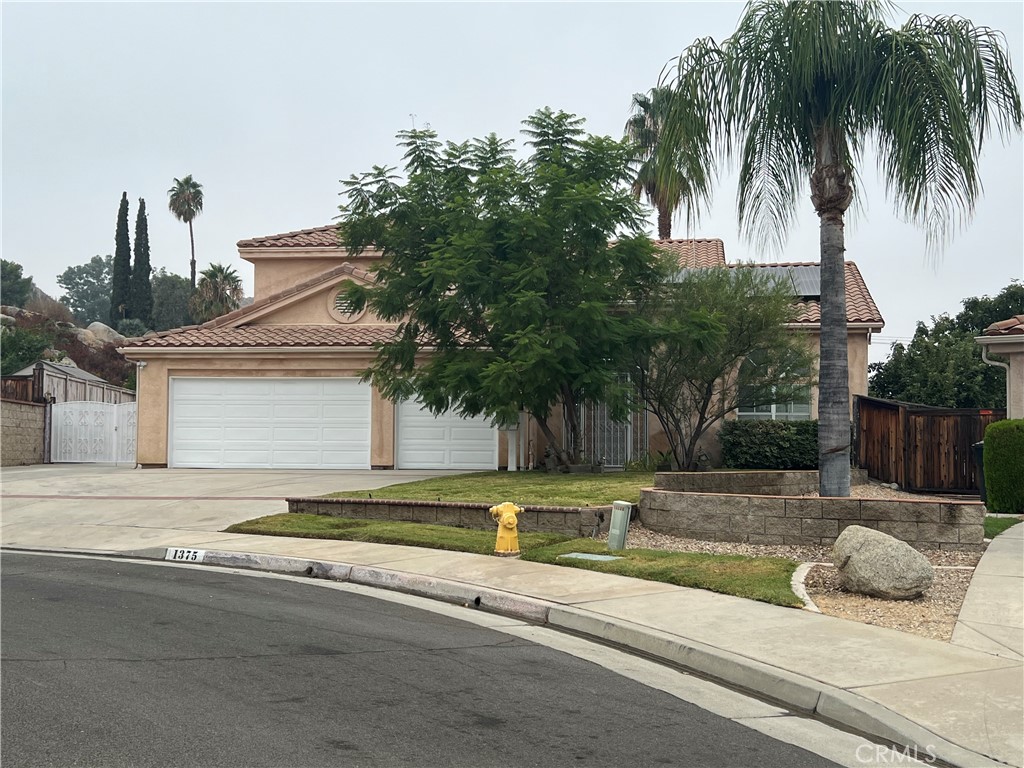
[68,326,106,350]
[833,525,933,600]
[86,322,125,345]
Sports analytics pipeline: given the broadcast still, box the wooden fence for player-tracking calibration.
[1,363,135,405]
[854,395,1005,493]
[0,377,34,402]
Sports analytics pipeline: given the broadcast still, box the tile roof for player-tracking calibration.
[239,225,727,268]
[653,238,726,268]
[237,225,340,249]
[738,261,883,326]
[983,314,1024,336]
[125,325,399,349]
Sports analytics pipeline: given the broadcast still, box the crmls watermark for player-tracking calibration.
[855,744,938,764]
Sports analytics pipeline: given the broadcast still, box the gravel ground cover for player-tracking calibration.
[611,481,994,641]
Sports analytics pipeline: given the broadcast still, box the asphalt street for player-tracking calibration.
[1,552,842,768]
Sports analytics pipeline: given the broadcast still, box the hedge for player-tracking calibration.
[719,420,818,470]
[984,419,1024,514]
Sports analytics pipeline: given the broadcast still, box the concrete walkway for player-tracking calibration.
[2,465,1022,768]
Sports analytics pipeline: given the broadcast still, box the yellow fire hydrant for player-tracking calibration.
[490,501,522,557]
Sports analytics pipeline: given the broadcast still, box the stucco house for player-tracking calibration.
[120,226,884,470]
[976,314,1024,419]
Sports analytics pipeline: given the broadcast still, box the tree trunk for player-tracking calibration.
[532,412,572,467]
[811,130,854,497]
[657,205,672,240]
[188,220,197,289]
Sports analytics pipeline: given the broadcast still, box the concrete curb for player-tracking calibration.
[11,544,1007,768]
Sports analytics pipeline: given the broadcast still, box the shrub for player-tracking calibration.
[0,325,55,375]
[117,318,149,338]
[24,292,75,324]
[719,420,818,470]
[984,420,1024,513]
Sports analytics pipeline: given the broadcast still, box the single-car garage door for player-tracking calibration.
[170,378,371,469]
[396,400,498,470]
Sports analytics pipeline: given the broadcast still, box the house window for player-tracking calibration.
[327,281,365,323]
[737,396,811,421]
[736,353,811,421]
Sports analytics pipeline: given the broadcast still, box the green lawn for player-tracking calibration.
[325,470,656,507]
[520,538,800,606]
[225,514,571,555]
[985,516,1023,539]
[223,512,800,607]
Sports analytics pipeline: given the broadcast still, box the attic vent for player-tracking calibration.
[328,282,365,324]
[334,294,356,315]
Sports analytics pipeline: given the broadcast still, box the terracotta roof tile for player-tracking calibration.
[737,261,884,326]
[237,225,340,249]
[653,238,727,268]
[126,325,399,349]
[983,314,1024,336]
[240,226,728,269]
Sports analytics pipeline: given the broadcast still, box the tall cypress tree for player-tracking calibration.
[110,191,132,325]
[129,198,153,327]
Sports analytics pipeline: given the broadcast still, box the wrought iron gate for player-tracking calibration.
[51,401,137,464]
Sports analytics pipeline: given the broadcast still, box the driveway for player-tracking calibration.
[0,464,455,553]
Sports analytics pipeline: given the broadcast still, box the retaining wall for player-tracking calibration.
[654,468,869,496]
[1,399,45,466]
[639,489,985,551]
[288,497,611,538]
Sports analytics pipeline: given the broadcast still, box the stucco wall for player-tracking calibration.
[1,399,45,466]
[244,250,383,300]
[249,284,387,327]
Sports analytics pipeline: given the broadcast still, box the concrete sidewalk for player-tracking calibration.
[2,465,1022,767]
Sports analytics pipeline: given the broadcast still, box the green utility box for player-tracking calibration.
[608,501,632,551]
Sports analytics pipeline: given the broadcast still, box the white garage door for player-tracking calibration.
[396,400,498,470]
[170,378,371,469]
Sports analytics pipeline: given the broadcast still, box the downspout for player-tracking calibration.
[134,360,145,469]
[980,345,1010,413]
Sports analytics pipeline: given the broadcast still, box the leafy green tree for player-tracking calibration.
[116,318,149,338]
[150,268,193,331]
[655,0,1022,495]
[0,326,54,376]
[110,192,132,325]
[167,175,204,288]
[1,260,36,308]
[339,109,665,466]
[869,282,1024,408]
[624,87,709,239]
[128,198,153,327]
[57,256,113,326]
[633,266,816,470]
[188,263,243,323]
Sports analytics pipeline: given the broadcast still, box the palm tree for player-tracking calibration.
[167,175,205,288]
[656,0,1021,496]
[189,263,243,323]
[624,87,710,240]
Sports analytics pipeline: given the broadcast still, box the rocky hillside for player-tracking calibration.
[0,305,134,387]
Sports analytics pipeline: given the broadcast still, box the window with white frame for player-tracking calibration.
[736,354,811,421]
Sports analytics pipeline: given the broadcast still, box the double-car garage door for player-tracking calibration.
[169,378,496,470]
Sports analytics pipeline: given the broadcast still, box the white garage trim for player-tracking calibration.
[395,400,498,470]
[169,377,371,469]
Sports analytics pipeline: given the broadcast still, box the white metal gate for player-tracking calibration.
[51,401,137,464]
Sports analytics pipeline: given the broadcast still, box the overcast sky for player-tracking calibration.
[3,1,1022,364]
